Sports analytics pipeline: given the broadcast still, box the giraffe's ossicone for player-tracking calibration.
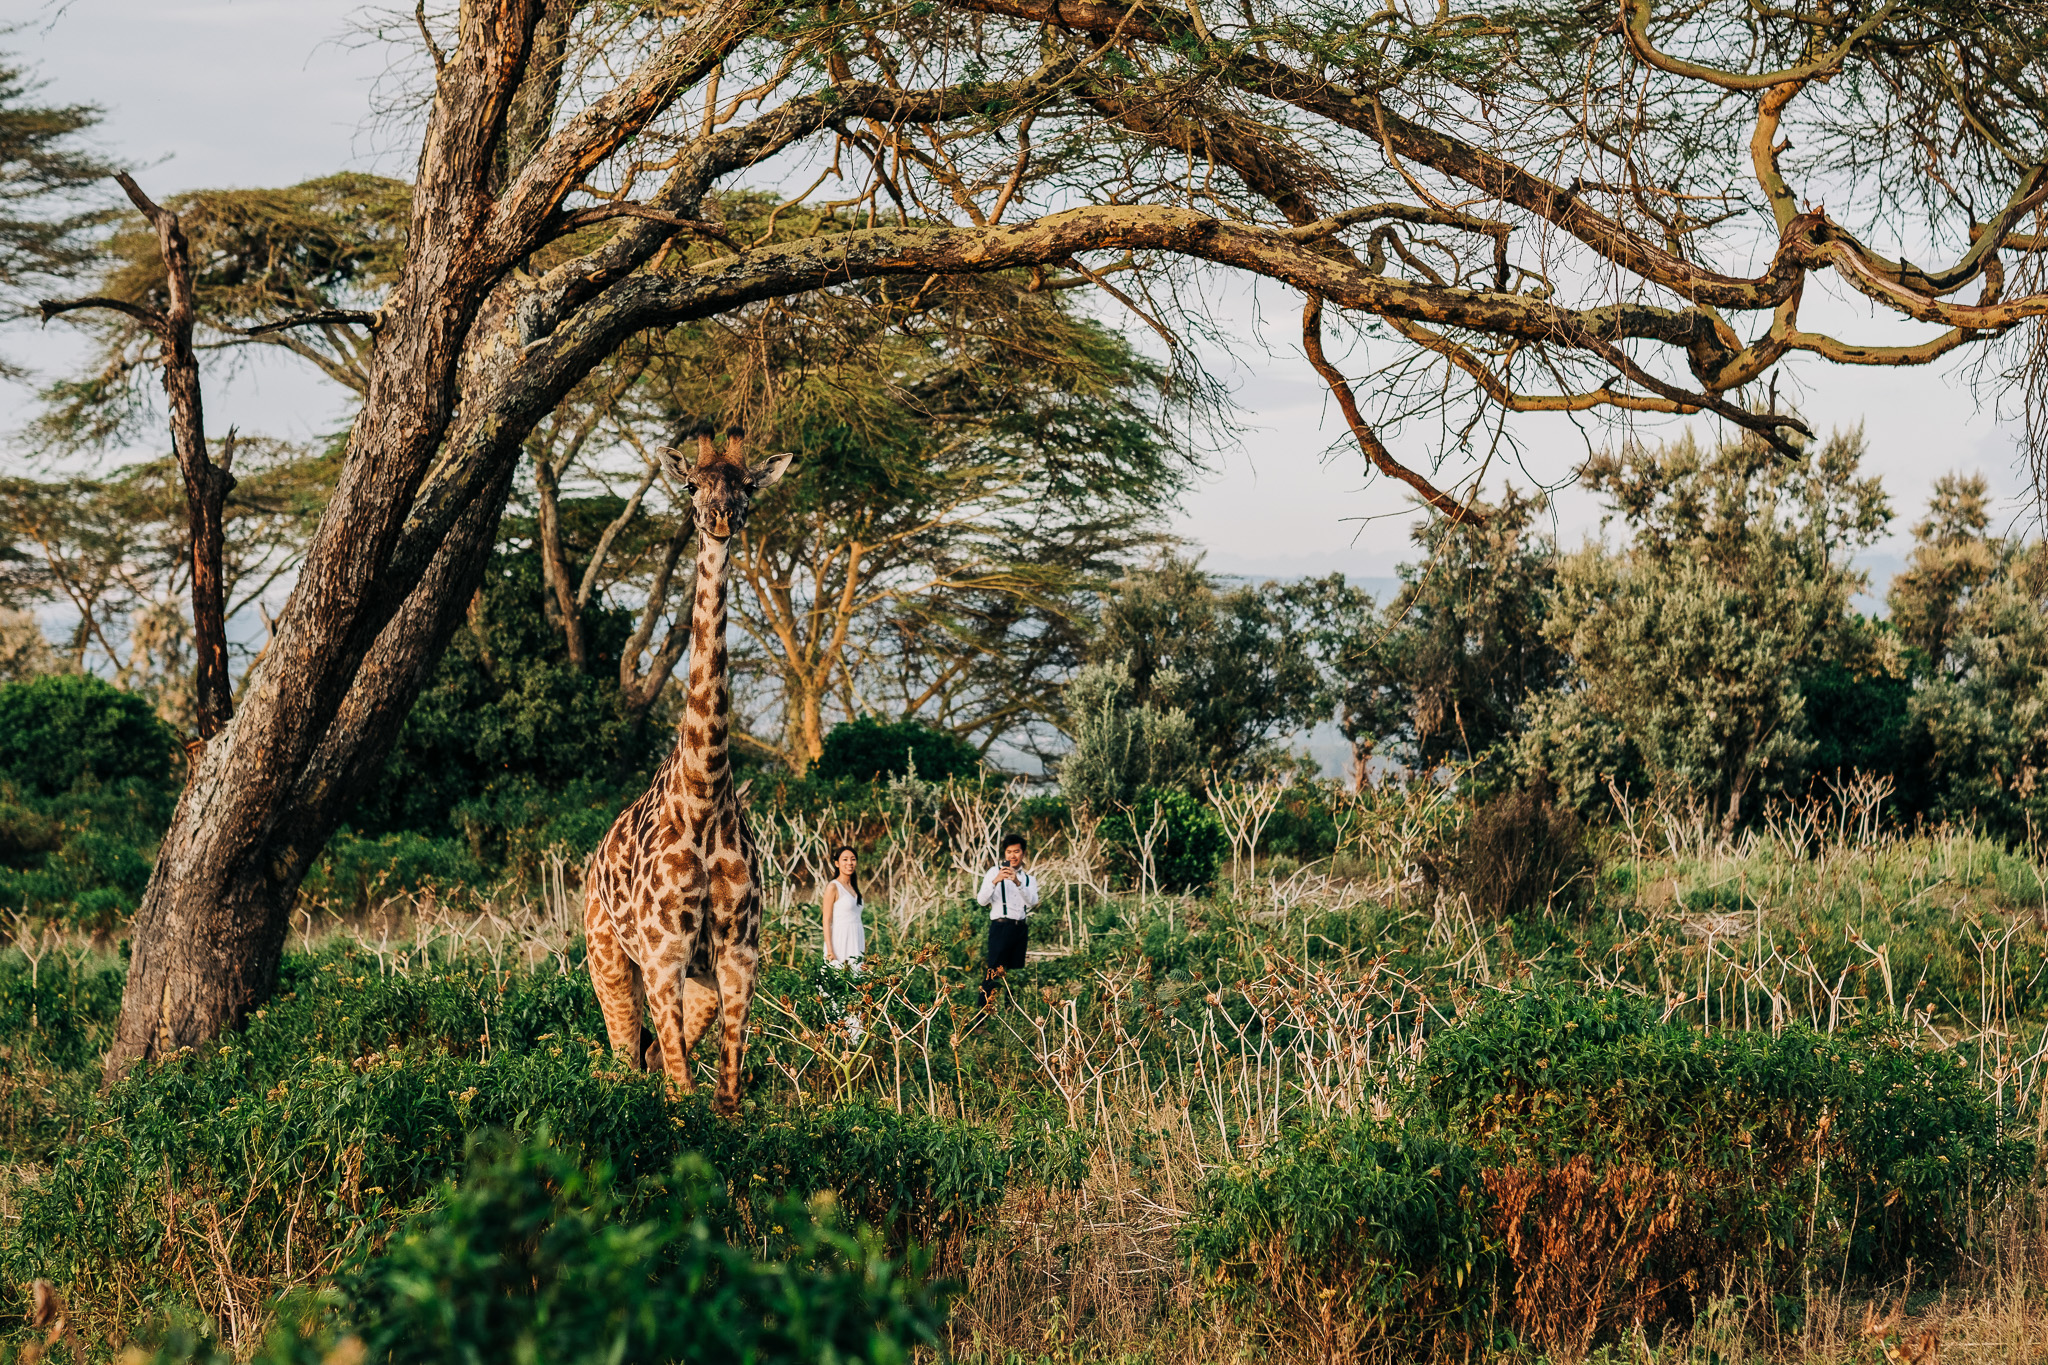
[584,426,793,1115]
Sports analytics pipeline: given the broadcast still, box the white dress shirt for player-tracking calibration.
[976,865,1040,920]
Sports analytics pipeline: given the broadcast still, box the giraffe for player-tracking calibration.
[584,424,792,1115]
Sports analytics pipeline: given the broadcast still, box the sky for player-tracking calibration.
[3,1,2040,590]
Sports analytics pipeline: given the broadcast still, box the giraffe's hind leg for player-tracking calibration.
[585,885,647,1068]
[680,974,720,1057]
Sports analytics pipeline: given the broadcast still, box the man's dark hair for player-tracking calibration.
[1000,832,1027,855]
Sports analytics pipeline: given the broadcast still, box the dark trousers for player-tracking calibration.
[982,917,1027,1005]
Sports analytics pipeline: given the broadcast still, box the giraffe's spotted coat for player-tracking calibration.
[583,433,792,1116]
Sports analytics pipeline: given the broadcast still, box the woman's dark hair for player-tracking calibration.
[830,844,860,898]
[999,832,1027,857]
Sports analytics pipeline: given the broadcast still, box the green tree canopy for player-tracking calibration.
[1335,489,1563,776]
[0,55,109,306]
[1529,428,1891,830]
[1087,553,1329,776]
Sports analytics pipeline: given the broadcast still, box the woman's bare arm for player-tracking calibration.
[820,881,838,963]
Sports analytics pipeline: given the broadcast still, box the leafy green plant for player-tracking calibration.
[115,1133,952,1365]
[1185,1121,1492,1360]
[0,673,179,796]
[815,716,982,782]
[1101,785,1225,893]
[1419,987,2027,1330]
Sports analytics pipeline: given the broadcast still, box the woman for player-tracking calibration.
[821,844,866,970]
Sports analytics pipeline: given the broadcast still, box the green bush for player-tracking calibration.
[0,948,124,1159]
[1186,1122,1491,1359]
[1100,785,1225,893]
[125,1133,951,1365]
[1258,785,1340,860]
[814,716,982,782]
[0,676,180,929]
[299,829,486,913]
[0,942,1066,1324]
[1186,986,2026,1358]
[351,552,660,853]
[1419,987,2025,1337]
[0,673,179,797]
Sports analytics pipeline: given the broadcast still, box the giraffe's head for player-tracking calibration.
[659,424,794,541]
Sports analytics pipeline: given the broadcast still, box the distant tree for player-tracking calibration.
[0,606,51,681]
[1058,662,1199,815]
[0,55,110,310]
[813,716,982,782]
[1088,553,1328,775]
[0,443,330,729]
[1334,489,1563,777]
[1531,428,1891,832]
[1890,481,2048,839]
[1888,473,2013,671]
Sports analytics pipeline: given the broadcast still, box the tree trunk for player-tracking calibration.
[103,3,553,1080]
[533,450,588,670]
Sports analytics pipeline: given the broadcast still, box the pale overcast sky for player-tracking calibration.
[5,1,2039,589]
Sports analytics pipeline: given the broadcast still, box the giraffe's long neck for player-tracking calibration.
[674,531,733,810]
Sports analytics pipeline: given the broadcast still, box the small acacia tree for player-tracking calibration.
[1533,429,1891,832]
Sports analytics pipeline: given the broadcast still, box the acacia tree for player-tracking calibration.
[44,0,2048,1076]
[1535,429,1891,832]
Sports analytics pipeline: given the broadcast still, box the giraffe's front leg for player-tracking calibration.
[643,953,698,1096]
[585,878,648,1069]
[709,935,760,1117]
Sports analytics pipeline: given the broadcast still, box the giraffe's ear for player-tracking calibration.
[655,445,695,487]
[748,451,795,491]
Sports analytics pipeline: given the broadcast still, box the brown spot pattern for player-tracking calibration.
[583,494,767,1117]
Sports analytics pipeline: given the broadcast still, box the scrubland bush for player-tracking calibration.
[1099,785,1226,893]
[1191,986,2025,1360]
[110,1135,948,1365]
[1449,781,1594,918]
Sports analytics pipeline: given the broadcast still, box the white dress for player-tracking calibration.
[826,878,866,967]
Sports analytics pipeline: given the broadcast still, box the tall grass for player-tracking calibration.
[6,773,2048,1362]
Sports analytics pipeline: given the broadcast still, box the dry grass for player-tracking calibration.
[16,774,2048,1362]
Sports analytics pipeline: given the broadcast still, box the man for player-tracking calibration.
[976,832,1038,1011]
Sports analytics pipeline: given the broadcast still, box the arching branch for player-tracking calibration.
[1300,295,1479,523]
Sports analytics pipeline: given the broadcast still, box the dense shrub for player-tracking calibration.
[1450,781,1594,918]
[0,944,1073,1325]
[814,716,982,782]
[299,829,486,913]
[0,949,123,1159]
[1189,986,2025,1359]
[1258,784,1340,860]
[1186,1123,1490,1360]
[125,1133,951,1365]
[1100,785,1225,893]
[0,674,179,797]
